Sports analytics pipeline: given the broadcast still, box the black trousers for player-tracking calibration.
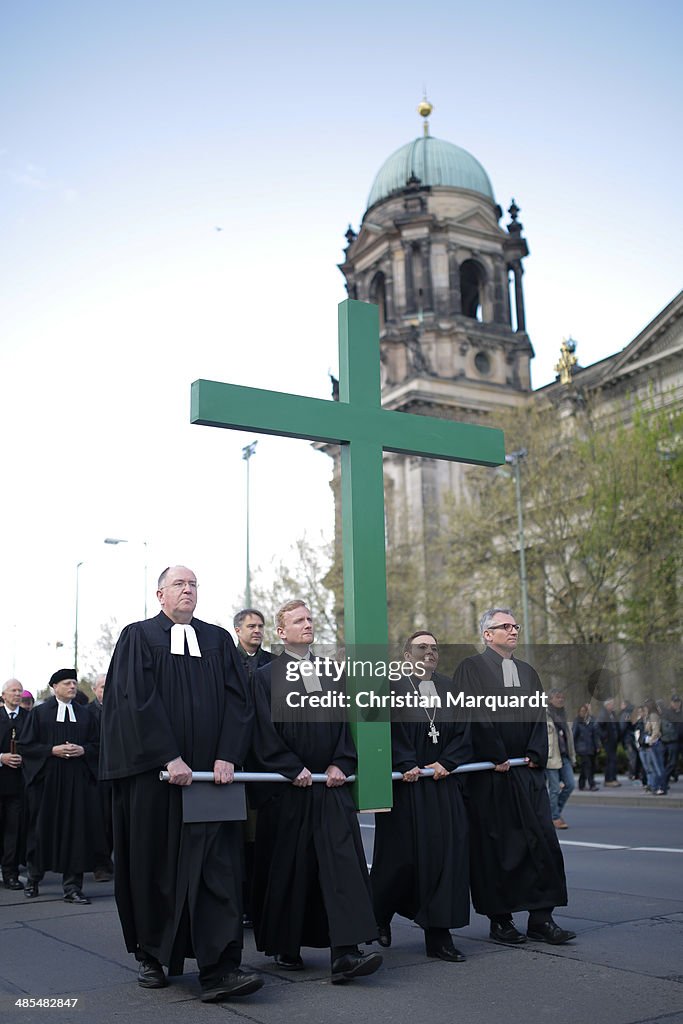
[0,793,23,876]
[604,742,618,782]
[28,865,83,894]
[578,754,596,789]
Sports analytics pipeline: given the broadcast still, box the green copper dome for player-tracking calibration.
[367,135,495,207]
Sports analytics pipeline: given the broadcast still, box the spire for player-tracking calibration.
[417,95,433,137]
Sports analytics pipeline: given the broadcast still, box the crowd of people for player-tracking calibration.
[1,570,681,1005]
[542,689,682,830]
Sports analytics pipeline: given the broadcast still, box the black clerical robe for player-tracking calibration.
[18,698,104,874]
[371,673,471,930]
[250,653,377,955]
[100,612,253,975]
[453,647,567,916]
[0,705,29,875]
[89,699,113,866]
[237,644,272,683]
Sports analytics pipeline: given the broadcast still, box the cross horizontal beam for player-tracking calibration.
[191,379,504,466]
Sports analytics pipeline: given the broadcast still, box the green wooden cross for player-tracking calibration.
[191,299,505,809]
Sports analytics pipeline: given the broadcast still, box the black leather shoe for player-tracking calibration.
[489,920,526,945]
[200,970,263,1002]
[93,869,113,882]
[377,924,392,948]
[3,876,24,890]
[426,941,466,962]
[331,950,383,984]
[63,891,91,905]
[24,883,40,898]
[527,921,576,945]
[138,958,168,989]
[242,913,253,928]
[274,953,304,971]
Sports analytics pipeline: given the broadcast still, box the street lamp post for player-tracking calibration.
[242,440,258,606]
[104,537,149,618]
[74,560,84,675]
[505,448,532,645]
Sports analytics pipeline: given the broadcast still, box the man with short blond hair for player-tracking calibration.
[250,600,382,984]
[275,598,307,631]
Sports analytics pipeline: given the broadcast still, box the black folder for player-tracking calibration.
[181,782,247,823]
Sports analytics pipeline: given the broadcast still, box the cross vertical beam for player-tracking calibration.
[190,298,506,810]
[338,302,392,809]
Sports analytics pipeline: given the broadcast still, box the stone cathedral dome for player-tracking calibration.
[367,134,495,208]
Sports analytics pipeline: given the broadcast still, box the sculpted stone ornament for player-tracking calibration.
[555,337,578,385]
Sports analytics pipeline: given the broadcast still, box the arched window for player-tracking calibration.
[460,259,484,321]
[369,271,387,329]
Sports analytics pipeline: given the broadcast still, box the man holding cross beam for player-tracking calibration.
[250,599,382,984]
[100,565,263,1003]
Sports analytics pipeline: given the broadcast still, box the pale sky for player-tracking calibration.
[1,0,681,688]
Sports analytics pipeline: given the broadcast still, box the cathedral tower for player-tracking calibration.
[333,103,533,631]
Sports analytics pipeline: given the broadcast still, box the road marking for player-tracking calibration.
[560,840,683,854]
[361,824,683,855]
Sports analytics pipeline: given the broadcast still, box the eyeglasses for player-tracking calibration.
[412,644,438,653]
[487,622,522,634]
[161,580,198,591]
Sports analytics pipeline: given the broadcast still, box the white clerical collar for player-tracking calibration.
[284,647,322,692]
[56,700,77,722]
[284,646,311,661]
[170,622,202,657]
[417,678,438,699]
[502,658,521,687]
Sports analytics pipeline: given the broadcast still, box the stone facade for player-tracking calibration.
[322,122,683,641]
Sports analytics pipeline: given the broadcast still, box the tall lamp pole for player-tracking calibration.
[505,449,532,645]
[104,537,149,618]
[74,560,84,675]
[242,440,258,606]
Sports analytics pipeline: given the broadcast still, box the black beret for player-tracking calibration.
[49,668,78,688]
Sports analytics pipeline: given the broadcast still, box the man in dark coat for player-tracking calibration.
[18,668,104,904]
[0,679,29,890]
[598,698,622,786]
[234,608,272,681]
[233,607,272,926]
[89,673,114,882]
[453,607,575,946]
[100,565,262,1004]
[370,631,471,961]
[251,599,382,984]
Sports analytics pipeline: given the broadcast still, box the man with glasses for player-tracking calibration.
[453,608,575,947]
[370,631,471,962]
[101,566,262,1003]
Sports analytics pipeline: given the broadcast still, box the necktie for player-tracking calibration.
[170,623,202,657]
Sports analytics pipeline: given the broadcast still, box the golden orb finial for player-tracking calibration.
[417,97,433,136]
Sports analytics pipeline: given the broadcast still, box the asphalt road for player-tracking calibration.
[1,802,682,1024]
